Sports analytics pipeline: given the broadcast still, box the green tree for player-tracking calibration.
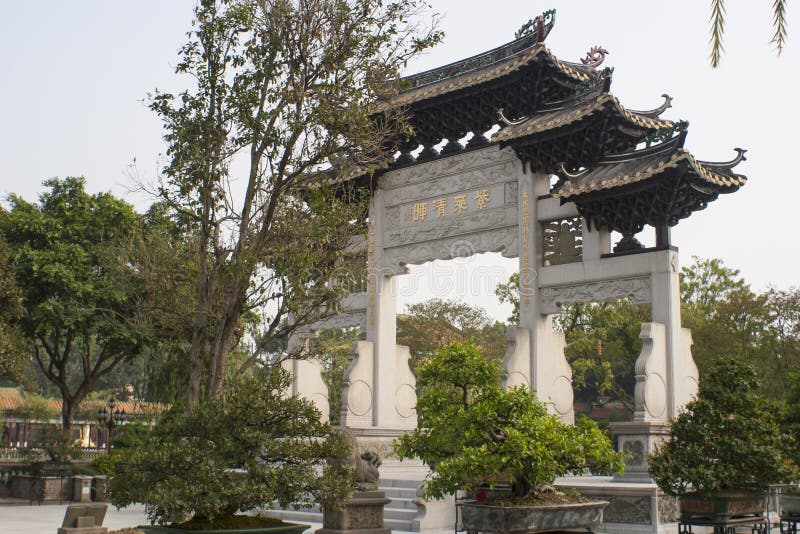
[395,341,623,500]
[308,327,362,426]
[557,300,650,412]
[109,366,353,526]
[680,257,798,398]
[649,358,798,496]
[144,0,441,409]
[0,236,28,385]
[0,178,146,430]
[708,0,788,67]
[397,299,506,365]
[496,274,647,409]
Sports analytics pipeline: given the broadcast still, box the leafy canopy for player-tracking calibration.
[142,0,442,408]
[394,341,624,500]
[109,365,354,525]
[0,177,146,428]
[649,357,798,496]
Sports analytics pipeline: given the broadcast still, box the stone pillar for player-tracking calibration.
[649,249,698,419]
[613,250,698,486]
[284,334,330,423]
[510,171,574,423]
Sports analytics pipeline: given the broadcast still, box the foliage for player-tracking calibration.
[26,424,83,463]
[308,327,361,426]
[15,394,60,421]
[681,257,800,399]
[394,341,624,500]
[649,358,798,496]
[142,0,441,409]
[0,177,147,429]
[0,236,28,386]
[496,273,647,410]
[397,298,506,365]
[708,0,788,67]
[90,423,154,477]
[783,371,800,471]
[109,365,354,525]
[498,258,800,406]
[496,273,521,325]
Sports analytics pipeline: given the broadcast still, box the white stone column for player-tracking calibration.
[650,249,698,418]
[508,171,574,423]
[364,190,409,430]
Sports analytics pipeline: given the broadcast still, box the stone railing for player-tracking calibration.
[0,447,107,462]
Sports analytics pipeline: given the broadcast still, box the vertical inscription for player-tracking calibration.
[367,220,377,327]
[521,188,531,306]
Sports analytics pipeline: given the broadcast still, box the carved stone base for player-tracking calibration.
[557,476,678,534]
[609,421,671,483]
[317,491,390,534]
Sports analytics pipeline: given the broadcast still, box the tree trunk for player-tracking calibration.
[61,398,74,432]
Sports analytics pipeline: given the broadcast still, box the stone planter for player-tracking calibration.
[780,493,800,516]
[459,500,609,534]
[679,492,765,523]
[137,522,309,534]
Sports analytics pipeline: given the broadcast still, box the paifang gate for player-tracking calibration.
[283,11,746,519]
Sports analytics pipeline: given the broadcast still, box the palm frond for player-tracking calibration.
[709,0,727,68]
[771,0,788,55]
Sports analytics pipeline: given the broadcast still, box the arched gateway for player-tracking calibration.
[285,12,746,533]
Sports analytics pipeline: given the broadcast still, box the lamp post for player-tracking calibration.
[96,398,125,449]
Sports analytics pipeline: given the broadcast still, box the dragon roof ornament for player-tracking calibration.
[580,46,609,68]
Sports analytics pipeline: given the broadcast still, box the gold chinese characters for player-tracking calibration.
[405,188,492,222]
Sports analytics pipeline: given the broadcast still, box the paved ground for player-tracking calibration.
[0,503,332,534]
[0,503,150,533]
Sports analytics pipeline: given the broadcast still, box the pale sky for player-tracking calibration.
[1,1,797,322]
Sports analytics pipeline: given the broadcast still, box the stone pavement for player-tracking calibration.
[0,503,148,534]
[0,503,454,534]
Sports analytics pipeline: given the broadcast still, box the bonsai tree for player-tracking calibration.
[649,357,799,497]
[109,365,354,528]
[394,341,624,502]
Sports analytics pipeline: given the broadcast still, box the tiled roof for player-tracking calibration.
[555,147,747,198]
[493,92,674,143]
[0,390,166,418]
[377,46,594,112]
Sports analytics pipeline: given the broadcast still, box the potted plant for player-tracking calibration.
[649,358,799,524]
[394,341,624,534]
[109,365,354,533]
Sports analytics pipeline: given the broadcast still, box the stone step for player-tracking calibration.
[380,486,419,499]
[379,478,422,489]
[383,496,417,510]
[384,507,417,521]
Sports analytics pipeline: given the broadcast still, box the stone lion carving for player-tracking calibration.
[336,428,382,491]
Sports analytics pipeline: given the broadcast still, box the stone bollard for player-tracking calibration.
[72,476,93,503]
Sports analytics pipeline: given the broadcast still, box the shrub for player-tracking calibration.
[90,424,154,477]
[394,341,624,501]
[649,358,798,496]
[108,365,354,525]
